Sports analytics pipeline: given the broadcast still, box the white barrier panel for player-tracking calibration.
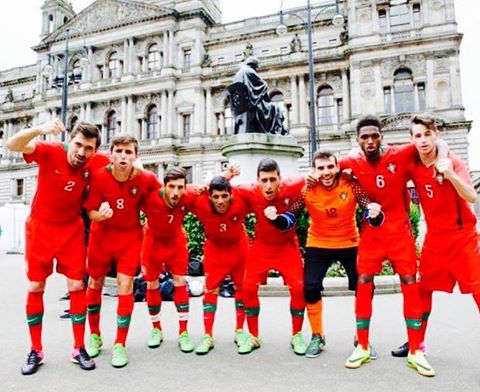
[0,204,29,253]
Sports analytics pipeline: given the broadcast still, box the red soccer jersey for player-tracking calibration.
[141,186,197,242]
[24,141,109,224]
[84,166,160,231]
[341,144,417,233]
[189,189,250,247]
[410,151,477,233]
[236,176,304,245]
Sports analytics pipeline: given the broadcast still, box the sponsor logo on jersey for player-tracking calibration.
[387,163,397,173]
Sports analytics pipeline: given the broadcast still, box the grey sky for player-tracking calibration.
[0,0,478,169]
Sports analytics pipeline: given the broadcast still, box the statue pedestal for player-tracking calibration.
[221,133,304,184]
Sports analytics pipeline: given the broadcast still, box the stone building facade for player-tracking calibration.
[0,0,470,207]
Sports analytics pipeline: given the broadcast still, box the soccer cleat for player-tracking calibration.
[353,336,377,360]
[234,329,249,347]
[305,334,326,358]
[407,350,435,377]
[71,347,95,371]
[195,334,214,355]
[87,333,103,358]
[291,332,307,355]
[147,328,164,349]
[238,333,261,355]
[391,341,426,358]
[345,345,371,369]
[21,350,44,375]
[111,343,128,368]
[178,331,194,353]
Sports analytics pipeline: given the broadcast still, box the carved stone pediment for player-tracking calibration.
[382,113,412,130]
[40,0,175,46]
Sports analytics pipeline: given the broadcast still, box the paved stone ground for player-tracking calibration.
[1,253,479,392]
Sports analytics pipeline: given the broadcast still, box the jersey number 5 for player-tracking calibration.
[424,184,434,198]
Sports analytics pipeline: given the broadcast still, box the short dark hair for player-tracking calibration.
[257,158,280,177]
[312,151,337,167]
[209,176,232,195]
[109,134,139,154]
[70,122,101,149]
[164,166,187,185]
[410,113,438,134]
[356,115,383,135]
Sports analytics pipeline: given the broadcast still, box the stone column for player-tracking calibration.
[205,87,213,135]
[161,90,168,135]
[195,88,205,135]
[2,121,8,159]
[219,112,226,135]
[121,96,127,133]
[123,39,129,75]
[168,31,175,66]
[290,75,298,125]
[167,90,174,135]
[80,103,86,120]
[374,62,383,115]
[85,102,91,122]
[163,32,168,67]
[129,38,135,73]
[450,54,462,107]
[127,95,134,134]
[341,69,350,123]
[426,57,435,110]
[298,74,307,124]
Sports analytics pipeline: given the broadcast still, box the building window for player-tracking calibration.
[108,52,119,78]
[384,87,392,114]
[417,83,426,112]
[106,111,116,143]
[218,56,226,64]
[183,49,191,73]
[394,68,414,113]
[148,44,161,71]
[183,166,193,183]
[146,105,158,139]
[390,3,410,32]
[280,46,289,54]
[224,107,233,134]
[317,86,335,125]
[183,114,191,138]
[13,178,24,199]
[413,3,422,29]
[379,9,387,33]
[261,49,269,56]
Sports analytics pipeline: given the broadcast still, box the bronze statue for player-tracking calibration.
[227,57,287,135]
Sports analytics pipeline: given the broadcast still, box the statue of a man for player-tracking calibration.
[230,57,286,135]
[290,33,302,53]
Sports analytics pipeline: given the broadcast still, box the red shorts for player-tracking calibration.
[141,234,189,280]
[87,227,143,278]
[244,239,303,288]
[25,215,86,281]
[358,226,417,276]
[420,229,480,294]
[203,237,248,291]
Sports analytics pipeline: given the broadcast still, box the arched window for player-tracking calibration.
[317,86,335,125]
[146,105,158,139]
[224,106,233,135]
[394,68,414,113]
[48,15,54,34]
[70,116,78,131]
[72,59,81,74]
[147,44,161,71]
[108,52,119,78]
[270,91,287,129]
[106,111,116,143]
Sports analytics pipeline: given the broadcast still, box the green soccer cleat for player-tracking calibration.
[238,333,261,355]
[195,334,214,355]
[147,328,164,349]
[407,350,435,377]
[345,345,371,369]
[86,333,103,358]
[178,331,194,353]
[234,329,249,347]
[111,343,128,368]
[291,332,307,355]
[305,334,326,358]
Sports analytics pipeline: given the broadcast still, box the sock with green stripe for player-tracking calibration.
[26,291,44,351]
[419,286,433,343]
[69,290,87,349]
[401,282,423,352]
[234,292,245,331]
[174,285,190,334]
[203,292,218,336]
[115,293,134,346]
[355,282,374,349]
[146,288,162,330]
[290,284,306,335]
[86,287,102,335]
[243,282,260,337]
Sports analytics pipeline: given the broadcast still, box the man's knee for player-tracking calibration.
[399,274,416,285]
[358,274,374,284]
[304,288,322,304]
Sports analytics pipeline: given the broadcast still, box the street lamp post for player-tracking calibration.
[61,29,70,126]
[277,0,344,164]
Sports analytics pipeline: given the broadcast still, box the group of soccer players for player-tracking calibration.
[7,112,479,378]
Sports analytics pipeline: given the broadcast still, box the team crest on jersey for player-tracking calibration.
[231,215,239,223]
[339,191,348,201]
[180,205,186,212]
[83,170,90,179]
[130,187,138,196]
[387,163,397,173]
[283,198,291,205]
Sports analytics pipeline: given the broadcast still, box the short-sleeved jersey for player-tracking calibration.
[341,144,417,233]
[410,151,477,233]
[84,166,160,231]
[189,189,250,247]
[141,186,197,242]
[24,141,109,224]
[305,178,359,248]
[237,176,304,245]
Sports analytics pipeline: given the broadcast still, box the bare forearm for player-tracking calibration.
[448,173,477,203]
[6,127,41,153]
[88,210,104,222]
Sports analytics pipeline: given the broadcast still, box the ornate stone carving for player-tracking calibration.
[381,57,399,78]
[434,55,450,74]
[135,95,148,111]
[360,62,375,83]
[407,54,426,75]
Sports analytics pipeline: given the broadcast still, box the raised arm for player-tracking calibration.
[6,119,65,154]
[436,158,477,203]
